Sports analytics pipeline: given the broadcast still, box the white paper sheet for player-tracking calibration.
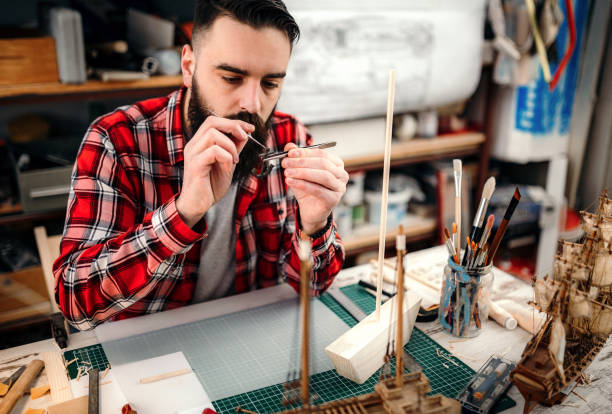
[109,352,213,414]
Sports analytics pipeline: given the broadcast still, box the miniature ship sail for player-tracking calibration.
[591,248,612,287]
[559,241,583,259]
[533,279,559,313]
[600,218,612,246]
[601,196,612,217]
[548,317,566,384]
[590,304,612,337]
[582,212,599,237]
[552,258,590,282]
[568,289,592,319]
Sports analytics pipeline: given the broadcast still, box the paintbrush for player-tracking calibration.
[471,214,495,268]
[468,177,496,246]
[479,214,495,248]
[443,227,459,264]
[453,159,462,257]
[452,223,457,254]
[486,187,521,266]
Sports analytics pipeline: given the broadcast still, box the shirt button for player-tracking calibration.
[278,209,284,215]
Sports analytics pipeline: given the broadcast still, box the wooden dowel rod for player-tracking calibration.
[0,359,44,414]
[139,368,191,384]
[376,69,396,321]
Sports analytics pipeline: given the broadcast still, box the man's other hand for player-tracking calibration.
[281,143,348,236]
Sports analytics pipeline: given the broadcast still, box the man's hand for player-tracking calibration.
[281,143,349,236]
[176,116,254,227]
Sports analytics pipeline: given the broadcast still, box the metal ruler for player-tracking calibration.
[326,286,368,322]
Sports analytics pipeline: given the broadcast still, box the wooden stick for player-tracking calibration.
[298,236,313,407]
[0,359,44,414]
[395,226,406,388]
[376,69,396,321]
[139,368,191,384]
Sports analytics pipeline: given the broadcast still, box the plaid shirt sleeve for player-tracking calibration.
[277,120,345,296]
[52,121,205,330]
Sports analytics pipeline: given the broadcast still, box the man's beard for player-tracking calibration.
[187,79,272,183]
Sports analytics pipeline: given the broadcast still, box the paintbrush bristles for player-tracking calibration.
[482,177,496,200]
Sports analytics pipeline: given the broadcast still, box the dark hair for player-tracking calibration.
[193,0,300,46]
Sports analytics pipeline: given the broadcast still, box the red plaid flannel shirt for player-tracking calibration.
[53,87,345,330]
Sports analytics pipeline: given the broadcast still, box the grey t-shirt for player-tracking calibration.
[192,184,238,303]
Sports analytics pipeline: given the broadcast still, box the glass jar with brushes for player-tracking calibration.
[438,257,493,338]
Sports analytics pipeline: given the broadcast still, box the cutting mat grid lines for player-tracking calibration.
[65,284,515,413]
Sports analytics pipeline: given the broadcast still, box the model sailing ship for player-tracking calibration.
[510,190,612,413]
[259,234,460,414]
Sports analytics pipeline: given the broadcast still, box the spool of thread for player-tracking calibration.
[486,299,517,330]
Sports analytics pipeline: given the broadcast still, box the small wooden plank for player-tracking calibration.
[24,409,45,414]
[343,133,485,170]
[30,383,50,399]
[41,351,72,403]
[0,75,182,99]
[47,395,88,414]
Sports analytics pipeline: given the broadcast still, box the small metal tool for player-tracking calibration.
[261,142,336,162]
[327,286,368,322]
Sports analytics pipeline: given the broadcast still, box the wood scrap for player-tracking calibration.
[41,351,72,403]
[0,359,44,414]
[139,368,191,384]
[24,409,45,414]
[30,383,50,399]
[100,364,110,380]
[47,395,88,414]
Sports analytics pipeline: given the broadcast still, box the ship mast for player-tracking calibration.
[395,226,406,388]
[298,236,313,408]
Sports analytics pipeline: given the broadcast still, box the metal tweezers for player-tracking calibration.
[254,141,336,178]
[260,141,336,162]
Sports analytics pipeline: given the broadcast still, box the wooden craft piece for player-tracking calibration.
[47,395,88,414]
[41,351,73,403]
[24,409,45,414]
[139,368,191,384]
[0,359,44,414]
[30,383,50,399]
[325,291,421,384]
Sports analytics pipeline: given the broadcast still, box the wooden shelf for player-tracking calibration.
[0,75,183,104]
[343,216,437,257]
[0,208,65,226]
[344,132,485,172]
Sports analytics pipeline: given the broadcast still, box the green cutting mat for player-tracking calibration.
[64,284,515,413]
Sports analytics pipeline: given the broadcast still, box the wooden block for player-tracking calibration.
[24,409,45,414]
[0,37,59,86]
[41,351,72,403]
[325,292,422,384]
[47,395,88,414]
[30,383,50,399]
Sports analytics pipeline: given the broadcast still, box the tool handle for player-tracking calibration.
[88,369,99,414]
[0,359,44,414]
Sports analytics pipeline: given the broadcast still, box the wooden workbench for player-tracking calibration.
[1,246,611,413]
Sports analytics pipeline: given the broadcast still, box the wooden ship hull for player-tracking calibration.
[510,190,612,414]
[510,321,607,413]
[277,372,460,414]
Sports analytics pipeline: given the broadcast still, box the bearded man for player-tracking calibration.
[53,0,348,330]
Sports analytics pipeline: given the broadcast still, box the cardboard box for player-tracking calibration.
[0,37,59,86]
